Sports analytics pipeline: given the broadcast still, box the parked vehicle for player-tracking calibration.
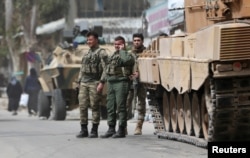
[139,0,250,147]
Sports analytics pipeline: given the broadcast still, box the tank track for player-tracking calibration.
[147,76,250,148]
[148,88,208,148]
[208,77,250,141]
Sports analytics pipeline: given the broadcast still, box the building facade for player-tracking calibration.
[77,0,149,18]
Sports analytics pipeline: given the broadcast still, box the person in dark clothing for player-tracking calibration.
[24,68,41,116]
[6,76,23,115]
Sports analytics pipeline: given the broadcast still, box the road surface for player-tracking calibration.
[0,97,207,158]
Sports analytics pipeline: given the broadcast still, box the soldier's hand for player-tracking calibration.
[129,75,133,80]
[97,82,104,93]
[74,82,80,90]
[76,82,80,88]
[75,83,80,95]
[133,71,139,78]
[119,44,125,50]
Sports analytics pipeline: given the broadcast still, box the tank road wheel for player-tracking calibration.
[201,95,209,140]
[177,94,184,133]
[170,92,177,132]
[52,89,66,120]
[38,90,51,119]
[162,91,171,132]
[184,93,192,135]
[192,92,202,138]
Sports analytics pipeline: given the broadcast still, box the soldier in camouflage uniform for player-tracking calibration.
[126,33,147,135]
[76,31,108,138]
[101,36,135,138]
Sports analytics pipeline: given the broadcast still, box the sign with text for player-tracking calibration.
[144,1,169,37]
[208,142,250,158]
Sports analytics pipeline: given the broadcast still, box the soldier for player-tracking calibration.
[127,33,147,135]
[101,36,135,138]
[76,31,108,138]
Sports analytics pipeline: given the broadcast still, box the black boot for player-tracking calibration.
[112,126,126,138]
[76,124,88,138]
[89,123,99,138]
[100,125,116,138]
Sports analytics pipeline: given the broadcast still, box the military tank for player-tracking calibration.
[139,0,250,147]
[38,27,114,120]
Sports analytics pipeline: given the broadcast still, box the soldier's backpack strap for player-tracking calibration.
[95,48,105,76]
[96,47,105,56]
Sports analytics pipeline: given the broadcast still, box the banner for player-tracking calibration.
[145,2,169,37]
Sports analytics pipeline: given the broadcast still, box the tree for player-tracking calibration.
[4,0,16,72]
[38,0,69,24]
[3,0,70,74]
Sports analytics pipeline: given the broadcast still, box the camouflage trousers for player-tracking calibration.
[78,81,101,124]
[126,84,146,120]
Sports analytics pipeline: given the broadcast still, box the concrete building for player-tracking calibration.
[36,0,167,43]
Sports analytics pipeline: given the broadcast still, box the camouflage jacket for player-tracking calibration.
[78,46,108,83]
[129,46,146,72]
[106,49,135,81]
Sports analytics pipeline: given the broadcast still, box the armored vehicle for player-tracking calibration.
[38,43,84,120]
[139,0,250,147]
[38,40,114,120]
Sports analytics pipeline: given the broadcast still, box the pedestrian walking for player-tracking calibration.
[126,33,147,135]
[101,36,135,138]
[76,31,108,138]
[6,76,23,115]
[24,68,41,116]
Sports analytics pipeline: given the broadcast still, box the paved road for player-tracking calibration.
[0,97,207,158]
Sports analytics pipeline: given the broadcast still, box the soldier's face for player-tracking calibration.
[133,37,143,49]
[114,40,125,51]
[87,35,98,48]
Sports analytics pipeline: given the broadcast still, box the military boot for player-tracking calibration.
[134,120,143,135]
[76,124,88,138]
[112,126,126,138]
[100,126,116,138]
[89,123,99,138]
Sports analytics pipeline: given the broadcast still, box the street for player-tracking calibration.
[0,97,207,158]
